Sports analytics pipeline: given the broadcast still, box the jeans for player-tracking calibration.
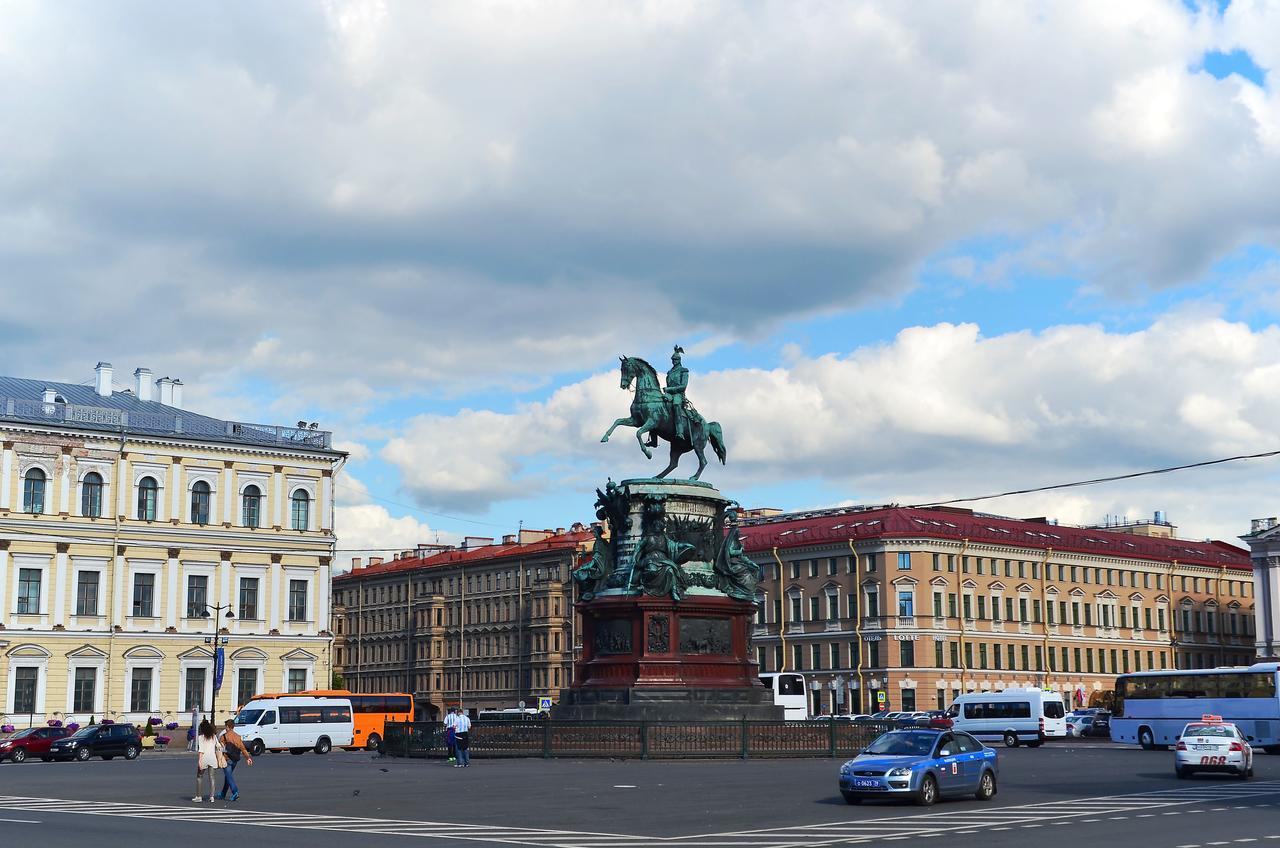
[220,758,240,797]
[456,735,470,766]
[195,767,215,799]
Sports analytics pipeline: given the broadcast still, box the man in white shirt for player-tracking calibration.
[454,711,473,768]
[443,708,458,763]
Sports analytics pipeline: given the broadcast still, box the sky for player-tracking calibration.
[3,0,1280,565]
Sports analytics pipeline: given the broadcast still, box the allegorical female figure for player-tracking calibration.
[713,507,761,601]
[638,513,694,601]
[572,524,613,601]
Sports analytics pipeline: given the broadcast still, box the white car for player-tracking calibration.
[1174,718,1253,780]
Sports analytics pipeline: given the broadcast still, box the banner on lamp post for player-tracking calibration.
[214,647,225,693]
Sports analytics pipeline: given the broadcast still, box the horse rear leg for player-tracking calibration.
[655,442,683,479]
[690,442,708,480]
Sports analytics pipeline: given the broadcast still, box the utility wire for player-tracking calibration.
[908,447,1280,509]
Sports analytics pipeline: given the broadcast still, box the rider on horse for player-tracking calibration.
[649,345,699,446]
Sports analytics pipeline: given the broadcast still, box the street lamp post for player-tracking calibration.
[202,604,235,725]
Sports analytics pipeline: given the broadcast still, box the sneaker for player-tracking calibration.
[229,794,239,802]
[191,797,202,802]
[207,797,216,803]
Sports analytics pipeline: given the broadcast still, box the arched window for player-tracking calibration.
[242,484,262,528]
[191,480,211,525]
[22,468,46,514]
[290,489,310,531]
[137,476,158,521]
[81,471,104,517]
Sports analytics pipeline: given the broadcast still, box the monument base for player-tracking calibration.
[554,593,783,722]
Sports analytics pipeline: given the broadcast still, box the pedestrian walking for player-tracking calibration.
[187,706,199,752]
[217,719,254,802]
[192,719,221,803]
[444,708,457,763]
[454,710,472,768]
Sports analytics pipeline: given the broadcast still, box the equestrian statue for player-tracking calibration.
[600,346,727,480]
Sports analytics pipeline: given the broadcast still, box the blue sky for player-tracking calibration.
[3,1,1280,557]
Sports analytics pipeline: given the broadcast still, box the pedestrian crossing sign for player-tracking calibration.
[538,697,553,711]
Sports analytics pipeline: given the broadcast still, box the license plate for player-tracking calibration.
[1192,744,1217,751]
[853,779,880,788]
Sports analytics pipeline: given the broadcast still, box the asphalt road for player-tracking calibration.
[1,742,1278,848]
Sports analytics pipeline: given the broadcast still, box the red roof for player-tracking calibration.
[334,529,592,583]
[739,506,1250,571]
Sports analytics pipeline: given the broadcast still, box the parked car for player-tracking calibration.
[1174,718,1253,780]
[1066,714,1093,737]
[1067,712,1113,738]
[1089,713,1112,738]
[48,724,143,762]
[0,727,72,763]
[838,728,999,806]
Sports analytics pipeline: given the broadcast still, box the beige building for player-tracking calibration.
[332,528,587,720]
[0,363,345,728]
[743,506,1256,715]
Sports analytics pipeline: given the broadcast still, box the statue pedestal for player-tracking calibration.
[558,478,781,721]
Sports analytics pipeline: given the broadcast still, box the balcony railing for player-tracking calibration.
[932,617,947,629]
[989,620,1005,633]
[897,616,916,628]
[1018,622,1032,634]
[861,616,884,630]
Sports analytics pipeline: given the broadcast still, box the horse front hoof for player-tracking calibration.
[600,436,609,443]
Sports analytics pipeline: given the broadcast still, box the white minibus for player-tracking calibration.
[945,689,1067,747]
[759,672,808,720]
[234,695,355,755]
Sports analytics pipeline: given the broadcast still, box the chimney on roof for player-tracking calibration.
[42,388,57,405]
[156,377,174,406]
[555,527,564,535]
[369,556,384,566]
[502,534,517,545]
[462,536,494,551]
[171,379,184,409]
[351,557,362,570]
[134,368,153,402]
[94,362,113,397]
[401,550,412,560]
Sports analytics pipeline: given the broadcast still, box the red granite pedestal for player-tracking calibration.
[555,594,783,720]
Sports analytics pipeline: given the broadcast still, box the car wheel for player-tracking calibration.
[75,747,91,762]
[1139,727,1155,750]
[124,746,139,760]
[916,774,938,807]
[10,748,26,764]
[975,770,997,801]
[366,733,381,751]
[289,747,307,755]
[841,791,861,805]
[249,740,265,756]
[314,737,331,755]
[1003,732,1018,748]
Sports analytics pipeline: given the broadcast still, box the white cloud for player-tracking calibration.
[378,310,1280,542]
[2,1,1280,402]
[332,504,445,572]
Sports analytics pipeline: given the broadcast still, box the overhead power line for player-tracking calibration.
[908,447,1280,509]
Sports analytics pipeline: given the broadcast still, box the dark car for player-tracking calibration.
[838,728,999,806]
[48,724,142,762]
[1087,712,1111,738]
[0,727,72,763]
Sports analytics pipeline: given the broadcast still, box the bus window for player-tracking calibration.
[777,674,805,696]
[388,696,412,714]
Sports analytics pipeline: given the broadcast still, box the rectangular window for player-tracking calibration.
[897,591,914,617]
[808,560,818,578]
[865,591,879,618]
[963,595,972,619]
[17,568,41,614]
[811,644,822,670]
[186,575,208,619]
[935,641,944,667]
[866,553,878,572]
[830,643,841,669]
[867,641,880,668]
[1019,597,1028,622]
[76,571,99,616]
[184,667,205,712]
[239,577,260,620]
[287,668,307,693]
[827,557,838,576]
[826,592,838,621]
[950,642,959,668]
[809,596,820,621]
[932,554,941,572]
[1007,644,1015,670]
[73,667,96,712]
[1005,597,1015,621]
[1035,646,1044,671]
[900,640,915,667]
[132,573,155,617]
[1021,644,1030,670]
[947,594,957,617]
[13,667,38,713]
[964,642,973,669]
[978,643,988,669]
[976,596,987,619]
[130,667,153,712]
[897,552,911,570]
[932,592,943,617]
[790,595,802,622]
[288,579,308,622]
[789,562,799,579]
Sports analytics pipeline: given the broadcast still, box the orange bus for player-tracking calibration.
[300,690,413,750]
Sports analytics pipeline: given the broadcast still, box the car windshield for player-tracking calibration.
[235,709,265,726]
[1185,725,1234,738]
[864,732,937,757]
[70,726,97,738]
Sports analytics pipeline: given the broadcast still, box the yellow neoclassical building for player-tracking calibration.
[0,363,345,729]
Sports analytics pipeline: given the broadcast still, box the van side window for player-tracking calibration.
[322,707,352,722]
[260,710,276,725]
[280,708,300,724]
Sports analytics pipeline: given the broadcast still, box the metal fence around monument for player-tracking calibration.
[382,719,897,760]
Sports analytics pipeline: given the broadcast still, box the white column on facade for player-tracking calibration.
[1264,557,1280,653]
[317,562,330,634]
[166,552,180,628]
[222,465,234,525]
[113,553,127,624]
[272,469,284,527]
[320,475,332,531]
[116,457,130,517]
[270,560,283,630]
[0,548,9,619]
[0,444,11,510]
[220,555,232,617]
[170,463,183,522]
[58,453,71,514]
[53,547,69,626]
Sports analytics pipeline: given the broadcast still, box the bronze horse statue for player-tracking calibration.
[600,356,726,480]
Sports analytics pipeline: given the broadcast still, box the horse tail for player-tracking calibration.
[708,422,727,465]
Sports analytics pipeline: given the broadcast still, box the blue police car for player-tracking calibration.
[838,728,999,806]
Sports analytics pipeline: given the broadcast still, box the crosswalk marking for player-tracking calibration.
[2,780,1279,847]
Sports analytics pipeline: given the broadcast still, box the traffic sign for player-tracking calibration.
[876,690,886,705]
[538,697,553,711]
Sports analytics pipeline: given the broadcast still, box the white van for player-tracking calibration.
[945,689,1067,747]
[234,695,355,755]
